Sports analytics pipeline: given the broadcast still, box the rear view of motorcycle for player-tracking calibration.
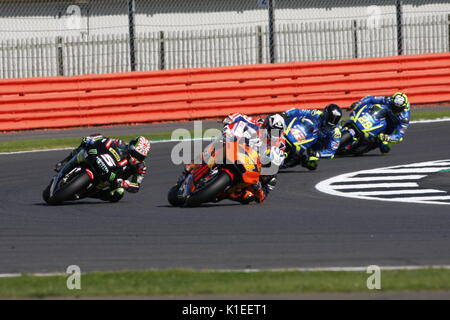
[168,121,263,207]
[337,103,388,156]
[281,116,318,168]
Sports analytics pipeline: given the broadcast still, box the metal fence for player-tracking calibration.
[0,0,449,79]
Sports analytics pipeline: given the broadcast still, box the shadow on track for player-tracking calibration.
[278,170,311,174]
[34,200,126,206]
[335,153,384,158]
[158,203,242,209]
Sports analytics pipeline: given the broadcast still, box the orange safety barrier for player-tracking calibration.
[1,52,450,131]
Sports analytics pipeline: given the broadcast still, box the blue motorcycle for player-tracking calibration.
[337,103,388,156]
[281,116,319,168]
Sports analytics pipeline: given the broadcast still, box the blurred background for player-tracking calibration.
[0,0,449,78]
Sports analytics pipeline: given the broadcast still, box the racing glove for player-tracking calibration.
[378,133,392,143]
[350,102,358,110]
[269,146,285,166]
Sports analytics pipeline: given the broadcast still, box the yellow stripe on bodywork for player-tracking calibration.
[362,123,384,133]
[354,105,368,120]
[292,137,315,152]
[284,117,297,135]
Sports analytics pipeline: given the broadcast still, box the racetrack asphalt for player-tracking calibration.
[0,121,449,274]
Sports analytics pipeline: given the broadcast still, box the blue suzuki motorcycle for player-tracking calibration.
[337,103,388,156]
[281,116,319,168]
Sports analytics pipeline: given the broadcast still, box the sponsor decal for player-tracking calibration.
[95,158,109,173]
[109,148,121,162]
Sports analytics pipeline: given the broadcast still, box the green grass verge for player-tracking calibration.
[1,268,450,298]
[0,130,218,153]
[411,109,450,121]
[0,133,165,153]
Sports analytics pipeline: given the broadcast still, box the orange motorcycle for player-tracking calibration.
[168,133,262,207]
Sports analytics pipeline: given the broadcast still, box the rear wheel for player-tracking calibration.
[280,144,301,169]
[337,131,353,155]
[44,171,91,205]
[185,171,232,207]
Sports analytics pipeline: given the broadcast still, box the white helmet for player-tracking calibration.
[265,114,286,131]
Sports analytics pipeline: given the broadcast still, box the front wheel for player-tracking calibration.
[44,171,91,205]
[185,171,232,207]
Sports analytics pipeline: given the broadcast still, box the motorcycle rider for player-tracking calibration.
[278,104,343,170]
[185,113,286,204]
[226,113,286,203]
[349,92,410,154]
[54,134,150,202]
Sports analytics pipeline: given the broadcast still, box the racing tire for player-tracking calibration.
[168,185,185,207]
[42,184,51,203]
[44,171,91,205]
[185,171,232,207]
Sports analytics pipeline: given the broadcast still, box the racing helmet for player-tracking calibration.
[128,136,151,163]
[391,92,409,113]
[322,104,343,127]
[262,113,286,131]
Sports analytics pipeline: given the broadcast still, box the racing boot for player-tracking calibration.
[228,190,255,204]
[280,152,300,169]
[252,184,266,203]
[261,175,277,194]
[301,155,319,171]
[92,187,125,203]
[379,141,391,154]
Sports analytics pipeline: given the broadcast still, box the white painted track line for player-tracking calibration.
[399,161,450,167]
[389,195,450,201]
[1,265,450,278]
[341,175,427,182]
[332,182,419,189]
[351,189,446,196]
[363,167,450,174]
[316,159,450,206]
